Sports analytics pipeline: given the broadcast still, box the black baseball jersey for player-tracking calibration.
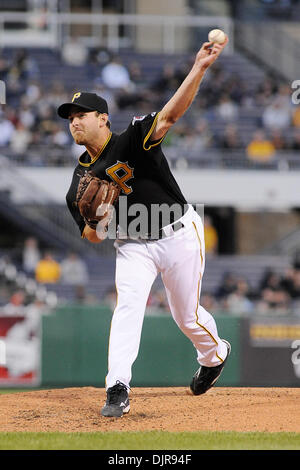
[66,112,187,237]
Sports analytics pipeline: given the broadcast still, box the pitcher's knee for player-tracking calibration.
[175,316,199,333]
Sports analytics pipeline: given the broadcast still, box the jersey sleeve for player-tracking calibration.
[66,170,86,236]
[130,112,166,151]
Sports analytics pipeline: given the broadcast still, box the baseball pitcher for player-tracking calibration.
[58,37,231,418]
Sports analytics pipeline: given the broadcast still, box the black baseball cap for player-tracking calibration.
[57,92,108,119]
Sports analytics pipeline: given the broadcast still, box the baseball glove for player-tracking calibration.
[75,171,120,230]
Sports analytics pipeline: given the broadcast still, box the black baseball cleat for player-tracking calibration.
[190,340,231,396]
[101,381,130,418]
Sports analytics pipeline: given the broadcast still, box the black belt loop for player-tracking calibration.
[137,220,185,241]
[172,221,184,233]
[157,220,184,239]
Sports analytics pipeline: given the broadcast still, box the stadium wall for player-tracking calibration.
[41,305,241,387]
[18,167,300,210]
[40,305,300,388]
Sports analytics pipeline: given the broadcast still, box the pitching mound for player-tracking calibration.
[0,387,299,433]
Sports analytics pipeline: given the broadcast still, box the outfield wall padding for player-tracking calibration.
[41,306,241,387]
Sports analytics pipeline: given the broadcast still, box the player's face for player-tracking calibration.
[68,109,101,145]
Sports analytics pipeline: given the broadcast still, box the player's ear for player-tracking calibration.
[97,112,108,128]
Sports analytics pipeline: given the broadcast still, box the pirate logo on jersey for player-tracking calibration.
[106,161,134,195]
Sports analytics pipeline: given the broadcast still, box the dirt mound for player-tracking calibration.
[0,387,299,433]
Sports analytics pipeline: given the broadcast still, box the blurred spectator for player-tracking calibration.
[151,63,180,93]
[223,277,254,315]
[10,122,32,154]
[25,79,42,105]
[22,237,41,276]
[224,73,249,105]
[285,268,300,299]
[277,83,293,109]
[280,265,296,297]
[5,106,18,128]
[255,267,291,314]
[215,93,239,122]
[90,47,111,67]
[183,118,213,152]
[43,80,68,109]
[101,55,135,92]
[204,215,218,255]
[255,75,279,107]
[0,113,14,146]
[50,123,69,148]
[269,128,289,150]
[262,96,292,130]
[215,271,237,300]
[37,104,57,141]
[218,123,243,149]
[246,129,276,163]
[256,286,291,315]
[35,252,61,284]
[61,37,88,66]
[277,254,300,300]
[0,53,9,80]
[60,252,89,286]
[259,268,282,292]
[8,49,39,82]
[18,98,36,129]
[292,250,300,270]
[270,129,290,150]
[2,290,26,316]
[128,61,146,87]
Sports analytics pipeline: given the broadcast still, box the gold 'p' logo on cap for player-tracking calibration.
[72,92,81,102]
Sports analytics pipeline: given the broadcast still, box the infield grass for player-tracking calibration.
[0,431,299,450]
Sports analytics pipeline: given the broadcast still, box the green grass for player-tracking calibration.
[0,431,299,450]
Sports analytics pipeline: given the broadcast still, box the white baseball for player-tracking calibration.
[208,29,226,44]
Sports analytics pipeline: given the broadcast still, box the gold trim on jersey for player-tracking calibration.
[143,112,165,151]
[192,221,224,363]
[79,132,112,167]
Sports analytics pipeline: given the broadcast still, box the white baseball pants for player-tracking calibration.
[105,205,228,389]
